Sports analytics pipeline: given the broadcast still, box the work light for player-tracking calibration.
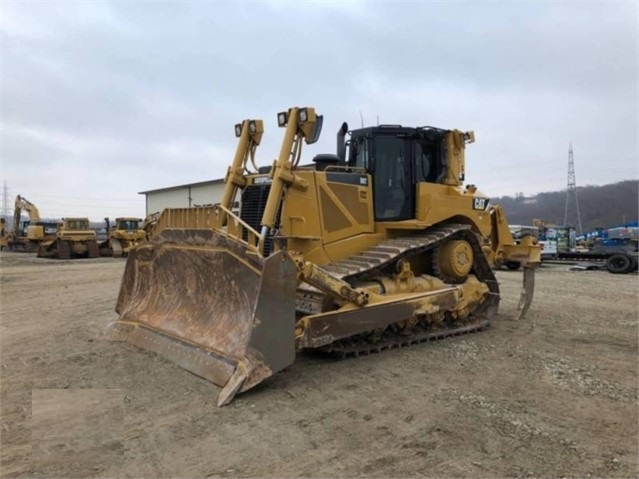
[277,111,288,127]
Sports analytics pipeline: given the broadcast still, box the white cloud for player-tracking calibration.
[0,0,636,220]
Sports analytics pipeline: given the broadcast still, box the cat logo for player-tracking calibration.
[472,197,489,211]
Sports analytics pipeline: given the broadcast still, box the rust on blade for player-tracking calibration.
[110,228,298,405]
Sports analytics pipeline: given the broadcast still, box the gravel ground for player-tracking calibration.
[0,252,637,478]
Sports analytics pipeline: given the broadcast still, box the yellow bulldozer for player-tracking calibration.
[110,107,540,406]
[99,217,145,257]
[37,217,99,259]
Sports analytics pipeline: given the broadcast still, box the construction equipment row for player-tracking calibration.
[1,195,144,259]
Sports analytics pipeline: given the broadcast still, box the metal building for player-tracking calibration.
[139,179,226,217]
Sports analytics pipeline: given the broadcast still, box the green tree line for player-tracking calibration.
[493,180,638,232]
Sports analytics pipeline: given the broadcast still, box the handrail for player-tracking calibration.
[214,204,265,254]
[152,204,264,255]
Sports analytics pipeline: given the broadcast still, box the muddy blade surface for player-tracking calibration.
[111,229,297,406]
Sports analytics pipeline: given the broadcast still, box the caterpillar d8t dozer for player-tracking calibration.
[110,107,540,406]
[37,217,99,259]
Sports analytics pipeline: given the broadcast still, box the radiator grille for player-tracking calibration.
[240,184,280,255]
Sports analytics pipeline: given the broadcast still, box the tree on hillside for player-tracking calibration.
[492,180,638,231]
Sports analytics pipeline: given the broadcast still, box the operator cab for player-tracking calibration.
[116,218,142,231]
[346,125,449,222]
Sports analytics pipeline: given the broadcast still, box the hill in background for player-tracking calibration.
[492,180,638,231]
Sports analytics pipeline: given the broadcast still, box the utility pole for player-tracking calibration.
[563,143,583,234]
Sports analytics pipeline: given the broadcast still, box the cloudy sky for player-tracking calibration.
[1,1,637,220]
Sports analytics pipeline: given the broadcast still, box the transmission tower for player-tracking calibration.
[1,181,9,220]
[563,143,583,234]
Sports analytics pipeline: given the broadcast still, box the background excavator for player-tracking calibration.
[37,217,99,259]
[1,218,9,251]
[7,195,57,252]
[110,107,540,406]
[99,217,145,257]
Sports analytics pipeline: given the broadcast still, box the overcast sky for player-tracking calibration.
[1,1,637,221]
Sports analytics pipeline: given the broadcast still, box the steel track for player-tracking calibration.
[322,319,490,358]
[296,223,500,357]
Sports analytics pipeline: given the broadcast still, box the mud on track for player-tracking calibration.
[1,252,637,478]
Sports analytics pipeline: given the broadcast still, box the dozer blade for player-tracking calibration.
[515,265,536,320]
[109,229,298,406]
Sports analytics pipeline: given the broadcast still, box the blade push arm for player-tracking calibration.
[220,119,264,225]
[260,106,322,235]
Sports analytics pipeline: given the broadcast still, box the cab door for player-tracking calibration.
[371,135,413,221]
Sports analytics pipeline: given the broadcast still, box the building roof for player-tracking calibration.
[139,178,225,195]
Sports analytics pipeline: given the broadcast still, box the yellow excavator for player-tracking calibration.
[0,218,9,251]
[7,195,57,252]
[99,217,145,258]
[110,107,540,406]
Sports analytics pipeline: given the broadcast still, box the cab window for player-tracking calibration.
[373,136,412,221]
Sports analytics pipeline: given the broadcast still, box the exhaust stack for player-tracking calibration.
[336,122,348,163]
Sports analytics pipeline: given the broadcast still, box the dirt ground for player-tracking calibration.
[0,252,637,478]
